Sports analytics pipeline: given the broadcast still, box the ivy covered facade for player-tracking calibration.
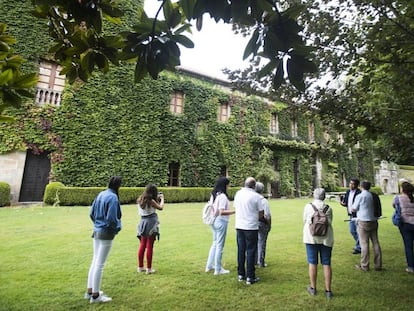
[0,1,375,201]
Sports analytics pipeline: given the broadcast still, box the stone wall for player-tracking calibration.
[0,151,26,203]
[375,160,399,194]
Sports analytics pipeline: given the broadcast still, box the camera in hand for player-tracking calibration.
[157,192,163,202]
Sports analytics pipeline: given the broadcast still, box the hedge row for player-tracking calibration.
[336,186,383,196]
[43,182,240,206]
[0,182,11,207]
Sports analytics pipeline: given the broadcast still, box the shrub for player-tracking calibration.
[42,186,241,206]
[43,182,65,205]
[370,186,383,195]
[0,182,11,207]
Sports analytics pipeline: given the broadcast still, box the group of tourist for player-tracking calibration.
[205,176,272,285]
[84,177,165,303]
[83,175,414,304]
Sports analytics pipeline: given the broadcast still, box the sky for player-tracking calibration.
[144,1,250,79]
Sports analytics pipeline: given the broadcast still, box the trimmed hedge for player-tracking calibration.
[43,184,240,206]
[0,182,11,207]
[330,186,383,196]
[43,182,65,205]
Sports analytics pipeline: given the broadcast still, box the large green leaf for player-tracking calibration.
[12,73,38,89]
[180,0,196,20]
[0,68,13,84]
[80,50,95,75]
[0,34,17,45]
[243,28,260,60]
[258,59,279,79]
[95,52,109,72]
[287,56,305,92]
[2,89,22,107]
[272,61,284,90]
[0,41,10,52]
[172,34,194,48]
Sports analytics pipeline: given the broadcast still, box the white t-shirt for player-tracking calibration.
[234,187,264,230]
[214,193,230,222]
[138,203,156,216]
[260,196,271,220]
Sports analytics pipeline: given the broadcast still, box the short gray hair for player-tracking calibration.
[313,188,326,200]
[244,177,256,189]
[255,182,264,194]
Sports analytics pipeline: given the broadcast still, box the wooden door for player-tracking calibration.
[19,151,50,202]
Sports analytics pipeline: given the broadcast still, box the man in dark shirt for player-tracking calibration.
[340,178,361,254]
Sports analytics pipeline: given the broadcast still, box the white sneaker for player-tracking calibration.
[205,266,214,273]
[84,291,103,300]
[90,294,112,304]
[137,267,145,273]
[146,268,156,274]
[214,268,230,275]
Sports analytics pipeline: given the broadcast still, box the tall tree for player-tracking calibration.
[29,0,315,89]
[227,0,414,164]
[0,23,38,122]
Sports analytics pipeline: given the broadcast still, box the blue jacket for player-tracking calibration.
[90,189,122,236]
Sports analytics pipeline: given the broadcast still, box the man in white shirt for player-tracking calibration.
[234,177,264,285]
[352,181,383,271]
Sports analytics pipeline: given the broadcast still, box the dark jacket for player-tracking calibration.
[342,188,361,217]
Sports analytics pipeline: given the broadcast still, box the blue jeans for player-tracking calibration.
[399,222,414,269]
[350,218,361,251]
[257,222,270,266]
[206,217,228,273]
[237,229,258,279]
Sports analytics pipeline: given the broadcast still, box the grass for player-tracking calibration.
[0,195,413,311]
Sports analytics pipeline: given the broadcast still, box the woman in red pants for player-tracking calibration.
[136,184,165,274]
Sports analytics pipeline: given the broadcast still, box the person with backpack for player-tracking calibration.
[340,178,362,254]
[303,188,334,299]
[396,181,414,273]
[205,176,235,275]
[351,181,383,272]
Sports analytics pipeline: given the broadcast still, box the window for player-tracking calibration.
[308,121,315,142]
[291,118,298,137]
[170,91,184,114]
[220,166,227,177]
[35,61,65,105]
[218,102,230,122]
[168,162,180,186]
[270,113,279,134]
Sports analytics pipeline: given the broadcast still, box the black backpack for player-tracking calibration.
[371,192,382,218]
[310,203,330,236]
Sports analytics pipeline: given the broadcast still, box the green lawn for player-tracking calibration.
[0,196,413,311]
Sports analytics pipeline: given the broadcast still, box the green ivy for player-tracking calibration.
[0,1,375,196]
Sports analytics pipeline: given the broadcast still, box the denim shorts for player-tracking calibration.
[305,244,332,265]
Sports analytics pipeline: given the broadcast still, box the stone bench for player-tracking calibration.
[326,192,346,202]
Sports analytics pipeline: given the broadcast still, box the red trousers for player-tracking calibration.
[138,236,156,268]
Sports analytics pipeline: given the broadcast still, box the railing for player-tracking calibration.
[35,87,62,106]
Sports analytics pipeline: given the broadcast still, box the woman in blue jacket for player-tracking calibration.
[85,176,122,304]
